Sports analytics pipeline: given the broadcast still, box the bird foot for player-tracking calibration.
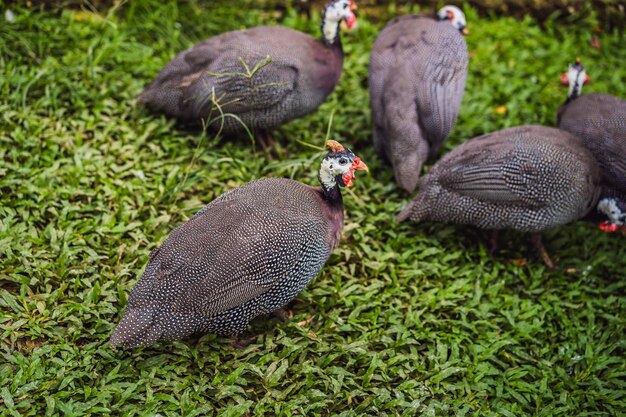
[254,129,277,159]
[231,335,257,349]
[273,308,293,322]
[530,233,555,270]
[488,230,500,256]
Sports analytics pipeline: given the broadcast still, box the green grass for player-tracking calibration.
[1,1,625,416]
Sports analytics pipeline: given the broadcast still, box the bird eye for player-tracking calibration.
[343,2,348,8]
[339,158,348,165]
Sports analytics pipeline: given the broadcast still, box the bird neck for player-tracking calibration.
[322,183,343,205]
[321,16,342,46]
[568,85,581,102]
[319,168,344,204]
[567,72,585,101]
[564,90,579,106]
[317,184,345,250]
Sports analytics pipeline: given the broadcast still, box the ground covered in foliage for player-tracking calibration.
[1,1,625,416]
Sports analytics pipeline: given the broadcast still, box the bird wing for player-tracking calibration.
[369,19,424,133]
[180,49,298,118]
[559,95,626,189]
[129,191,329,317]
[599,127,626,181]
[436,140,546,208]
[139,32,299,118]
[414,29,467,153]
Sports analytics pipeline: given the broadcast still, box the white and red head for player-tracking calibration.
[598,198,626,233]
[320,140,368,191]
[322,0,357,44]
[437,5,469,35]
[561,58,590,99]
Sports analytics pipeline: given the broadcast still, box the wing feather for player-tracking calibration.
[437,143,544,207]
[181,54,298,117]
[415,28,468,153]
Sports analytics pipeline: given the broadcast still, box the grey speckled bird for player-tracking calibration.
[556,59,626,231]
[137,0,356,145]
[397,125,601,268]
[110,140,368,349]
[369,5,468,192]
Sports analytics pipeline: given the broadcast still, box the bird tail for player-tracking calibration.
[396,184,429,223]
[110,306,162,349]
[396,200,416,222]
[136,89,150,104]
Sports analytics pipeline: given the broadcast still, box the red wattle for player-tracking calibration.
[599,222,619,233]
[343,171,355,187]
[345,13,357,29]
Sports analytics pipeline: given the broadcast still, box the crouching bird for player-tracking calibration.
[110,140,368,348]
[556,58,626,233]
[397,126,601,268]
[137,0,357,147]
[369,5,469,192]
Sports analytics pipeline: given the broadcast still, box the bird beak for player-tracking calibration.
[349,0,357,11]
[351,157,368,172]
[461,27,469,36]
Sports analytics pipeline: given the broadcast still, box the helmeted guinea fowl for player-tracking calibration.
[137,0,357,145]
[397,125,601,268]
[556,58,626,232]
[369,5,469,192]
[110,140,368,348]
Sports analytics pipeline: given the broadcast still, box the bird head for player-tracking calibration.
[597,198,626,233]
[319,140,368,191]
[560,58,590,99]
[437,5,469,35]
[323,0,357,30]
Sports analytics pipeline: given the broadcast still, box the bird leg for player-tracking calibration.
[273,308,293,322]
[230,335,257,349]
[530,233,555,269]
[255,129,275,150]
[488,230,500,255]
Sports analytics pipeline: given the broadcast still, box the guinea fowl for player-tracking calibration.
[397,126,601,268]
[556,59,626,232]
[137,0,357,146]
[369,5,469,192]
[110,140,368,348]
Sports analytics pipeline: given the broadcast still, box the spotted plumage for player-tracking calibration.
[137,0,356,135]
[397,126,600,265]
[110,141,367,348]
[369,5,468,192]
[556,60,626,223]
